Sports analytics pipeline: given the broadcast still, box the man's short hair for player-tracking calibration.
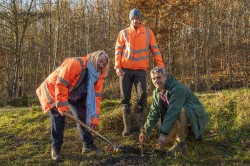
[150,67,167,76]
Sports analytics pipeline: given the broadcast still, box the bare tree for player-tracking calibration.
[0,0,34,104]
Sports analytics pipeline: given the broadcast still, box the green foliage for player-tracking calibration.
[30,104,42,112]
[199,88,250,141]
[0,88,249,165]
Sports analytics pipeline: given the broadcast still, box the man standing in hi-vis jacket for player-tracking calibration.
[115,8,165,136]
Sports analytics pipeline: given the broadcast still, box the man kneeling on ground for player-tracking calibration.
[139,67,208,155]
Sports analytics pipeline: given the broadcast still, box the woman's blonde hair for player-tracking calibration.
[88,50,110,77]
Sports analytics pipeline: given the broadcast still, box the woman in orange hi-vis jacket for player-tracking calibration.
[36,50,109,161]
[115,8,165,137]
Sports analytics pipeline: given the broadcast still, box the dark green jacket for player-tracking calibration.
[144,73,208,139]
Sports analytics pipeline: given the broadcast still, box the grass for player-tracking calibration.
[0,88,249,165]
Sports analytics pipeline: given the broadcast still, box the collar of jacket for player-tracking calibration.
[165,72,176,90]
[130,23,142,31]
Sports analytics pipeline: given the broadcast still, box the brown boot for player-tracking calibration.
[166,141,186,155]
[122,107,131,137]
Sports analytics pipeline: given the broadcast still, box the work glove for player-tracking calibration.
[158,133,167,148]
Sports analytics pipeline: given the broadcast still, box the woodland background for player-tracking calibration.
[0,0,249,106]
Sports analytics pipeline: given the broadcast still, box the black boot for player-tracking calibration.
[82,143,102,154]
[122,107,131,137]
[51,148,63,161]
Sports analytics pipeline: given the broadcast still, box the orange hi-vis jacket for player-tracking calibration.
[36,56,105,125]
[115,24,164,70]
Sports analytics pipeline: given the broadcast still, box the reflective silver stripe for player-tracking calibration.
[115,45,124,49]
[125,46,149,54]
[95,93,102,97]
[122,52,149,61]
[145,28,150,50]
[150,45,158,49]
[56,101,69,107]
[152,52,161,56]
[115,51,123,56]
[42,81,55,107]
[122,28,150,54]
[69,86,73,92]
[73,57,83,68]
[122,29,128,43]
[69,57,84,68]
[58,77,70,87]
[68,57,85,93]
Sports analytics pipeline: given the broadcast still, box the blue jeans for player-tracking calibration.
[50,97,94,150]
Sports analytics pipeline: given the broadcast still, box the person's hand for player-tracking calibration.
[158,133,167,148]
[91,124,99,131]
[139,133,146,143]
[116,68,124,76]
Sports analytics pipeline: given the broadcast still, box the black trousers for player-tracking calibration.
[119,68,147,111]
